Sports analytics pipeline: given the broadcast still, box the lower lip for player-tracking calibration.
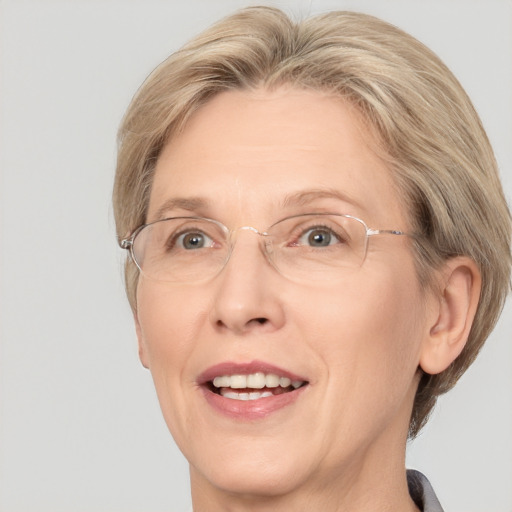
[201,386,307,420]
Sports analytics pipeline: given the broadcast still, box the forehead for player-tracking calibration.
[149,87,405,227]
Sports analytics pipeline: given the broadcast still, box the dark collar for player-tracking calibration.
[407,469,444,512]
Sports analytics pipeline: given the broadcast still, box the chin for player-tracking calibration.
[194,461,308,499]
[187,437,313,499]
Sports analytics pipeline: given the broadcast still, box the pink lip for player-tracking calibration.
[197,360,309,421]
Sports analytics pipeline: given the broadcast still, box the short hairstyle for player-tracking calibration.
[113,6,512,437]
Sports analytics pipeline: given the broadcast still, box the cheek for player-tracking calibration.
[297,266,425,412]
[307,277,424,461]
[136,280,205,361]
[303,271,422,350]
[135,280,208,427]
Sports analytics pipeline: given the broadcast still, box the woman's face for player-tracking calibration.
[135,88,434,500]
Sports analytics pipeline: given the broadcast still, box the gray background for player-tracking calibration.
[0,1,510,511]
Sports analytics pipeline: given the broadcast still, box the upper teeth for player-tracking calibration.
[212,373,303,389]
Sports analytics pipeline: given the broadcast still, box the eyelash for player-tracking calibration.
[289,224,345,247]
[166,228,215,251]
[160,218,351,252]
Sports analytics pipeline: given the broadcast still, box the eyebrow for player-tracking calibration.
[280,188,364,211]
[153,197,211,221]
[152,187,364,222]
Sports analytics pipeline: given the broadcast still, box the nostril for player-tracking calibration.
[214,316,270,332]
[214,317,268,330]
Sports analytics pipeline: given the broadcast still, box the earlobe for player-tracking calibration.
[419,257,481,375]
[134,312,150,369]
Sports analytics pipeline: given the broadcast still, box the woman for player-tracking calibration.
[113,7,511,511]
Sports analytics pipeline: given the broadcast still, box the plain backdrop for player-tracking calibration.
[0,1,511,511]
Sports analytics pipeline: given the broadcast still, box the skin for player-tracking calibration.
[134,87,480,511]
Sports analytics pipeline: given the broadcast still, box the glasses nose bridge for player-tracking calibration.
[228,224,270,242]
[225,224,272,265]
[236,225,268,235]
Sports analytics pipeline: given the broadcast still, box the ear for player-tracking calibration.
[134,311,150,369]
[419,257,482,375]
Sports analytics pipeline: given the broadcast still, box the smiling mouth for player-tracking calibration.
[207,372,307,401]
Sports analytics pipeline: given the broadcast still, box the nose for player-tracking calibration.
[210,231,286,335]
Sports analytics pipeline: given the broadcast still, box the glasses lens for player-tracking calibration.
[132,218,229,282]
[267,214,367,280]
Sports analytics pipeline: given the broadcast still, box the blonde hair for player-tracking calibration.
[113,6,512,437]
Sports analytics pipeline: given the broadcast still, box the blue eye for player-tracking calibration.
[176,231,214,250]
[298,227,340,247]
